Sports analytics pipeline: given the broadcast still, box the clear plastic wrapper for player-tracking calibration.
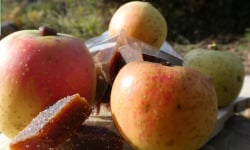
[86,30,183,60]
[86,30,183,116]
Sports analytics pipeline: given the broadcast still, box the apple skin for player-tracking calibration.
[108,1,167,49]
[111,61,217,150]
[183,49,245,107]
[0,29,96,138]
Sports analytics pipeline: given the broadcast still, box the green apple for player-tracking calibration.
[184,49,245,107]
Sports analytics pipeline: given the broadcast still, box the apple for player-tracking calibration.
[108,1,167,49]
[0,26,96,138]
[111,61,218,150]
[183,49,245,107]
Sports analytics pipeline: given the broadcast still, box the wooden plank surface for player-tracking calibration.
[201,115,250,150]
[0,76,249,149]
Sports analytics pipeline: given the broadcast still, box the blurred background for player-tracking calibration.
[1,0,250,73]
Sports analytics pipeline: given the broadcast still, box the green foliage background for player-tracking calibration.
[2,0,110,40]
[2,0,250,43]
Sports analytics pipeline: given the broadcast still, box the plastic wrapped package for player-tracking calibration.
[85,31,250,150]
[86,31,183,116]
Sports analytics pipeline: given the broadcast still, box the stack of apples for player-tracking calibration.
[0,1,244,150]
[109,1,218,150]
[109,1,243,150]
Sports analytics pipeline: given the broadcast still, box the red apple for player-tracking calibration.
[111,61,217,150]
[0,26,96,138]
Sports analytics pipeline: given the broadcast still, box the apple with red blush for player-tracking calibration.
[0,26,96,138]
[111,61,217,150]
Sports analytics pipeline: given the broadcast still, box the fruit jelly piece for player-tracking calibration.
[108,50,126,84]
[94,50,126,108]
[58,125,125,150]
[92,46,115,64]
[10,94,91,150]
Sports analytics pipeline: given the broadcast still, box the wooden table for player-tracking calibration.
[1,76,249,150]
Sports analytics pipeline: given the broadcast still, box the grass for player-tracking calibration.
[2,0,109,40]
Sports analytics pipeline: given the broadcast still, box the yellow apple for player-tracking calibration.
[108,1,167,49]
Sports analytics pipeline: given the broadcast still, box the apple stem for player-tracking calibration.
[39,26,57,36]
